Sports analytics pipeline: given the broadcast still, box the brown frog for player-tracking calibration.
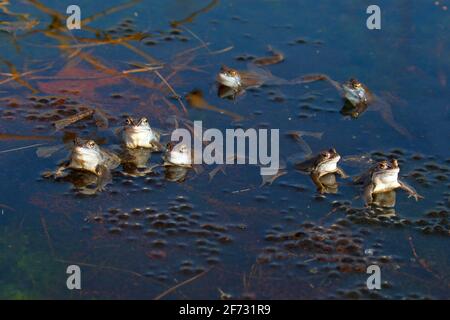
[216,65,326,93]
[55,138,120,192]
[162,142,193,182]
[122,116,162,150]
[354,159,423,206]
[163,141,192,167]
[324,76,412,138]
[296,148,348,193]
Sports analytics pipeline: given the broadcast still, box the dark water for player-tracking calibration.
[0,0,449,299]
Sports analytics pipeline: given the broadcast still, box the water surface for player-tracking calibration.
[0,0,449,299]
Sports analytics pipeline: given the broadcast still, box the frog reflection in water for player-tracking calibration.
[216,65,326,99]
[120,116,162,176]
[295,148,348,194]
[324,77,412,138]
[55,138,120,193]
[354,159,423,206]
[162,142,193,182]
[371,190,397,217]
[120,148,155,177]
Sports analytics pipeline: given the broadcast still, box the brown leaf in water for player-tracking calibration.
[37,60,124,99]
[253,46,284,66]
[170,0,219,28]
[186,89,244,122]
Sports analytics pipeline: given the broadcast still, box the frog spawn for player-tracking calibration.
[0,96,119,133]
[105,18,191,45]
[243,222,402,299]
[262,222,392,273]
[330,149,449,236]
[84,196,245,280]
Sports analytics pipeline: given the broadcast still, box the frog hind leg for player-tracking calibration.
[398,179,423,201]
[363,183,375,207]
[311,172,325,194]
[373,100,413,139]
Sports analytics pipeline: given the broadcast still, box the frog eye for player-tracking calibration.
[125,117,133,125]
[140,117,148,124]
[348,78,359,88]
[378,162,388,169]
[391,159,398,167]
[87,140,96,148]
[321,151,330,158]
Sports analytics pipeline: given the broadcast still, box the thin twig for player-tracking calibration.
[153,70,187,114]
[174,43,211,59]
[0,143,45,154]
[154,268,212,300]
[209,45,234,55]
[55,258,168,287]
[319,207,339,223]
[122,65,163,74]
[408,236,439,277]
[56,260,141,277]
[180,25,211,53]
[170,0,219,27]
[40,214,56,257]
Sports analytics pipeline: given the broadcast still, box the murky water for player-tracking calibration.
[0,0,449,299]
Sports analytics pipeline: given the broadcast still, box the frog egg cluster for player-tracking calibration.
[261,221,392,274]
[84,196,246,280]
[105,18,191,45]
[328,149,450,236]
[0,95,119,133]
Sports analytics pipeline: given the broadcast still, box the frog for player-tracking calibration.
[216,64,326,92]
[353,159,423,206]
[295,148,348,193]
[323,76,412,138]
[122,116,162,150]
[217,66,243,89]
[163,141,192,167]
[162,142,193,182]
[341,78,373,106]
[55,138,120,192]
